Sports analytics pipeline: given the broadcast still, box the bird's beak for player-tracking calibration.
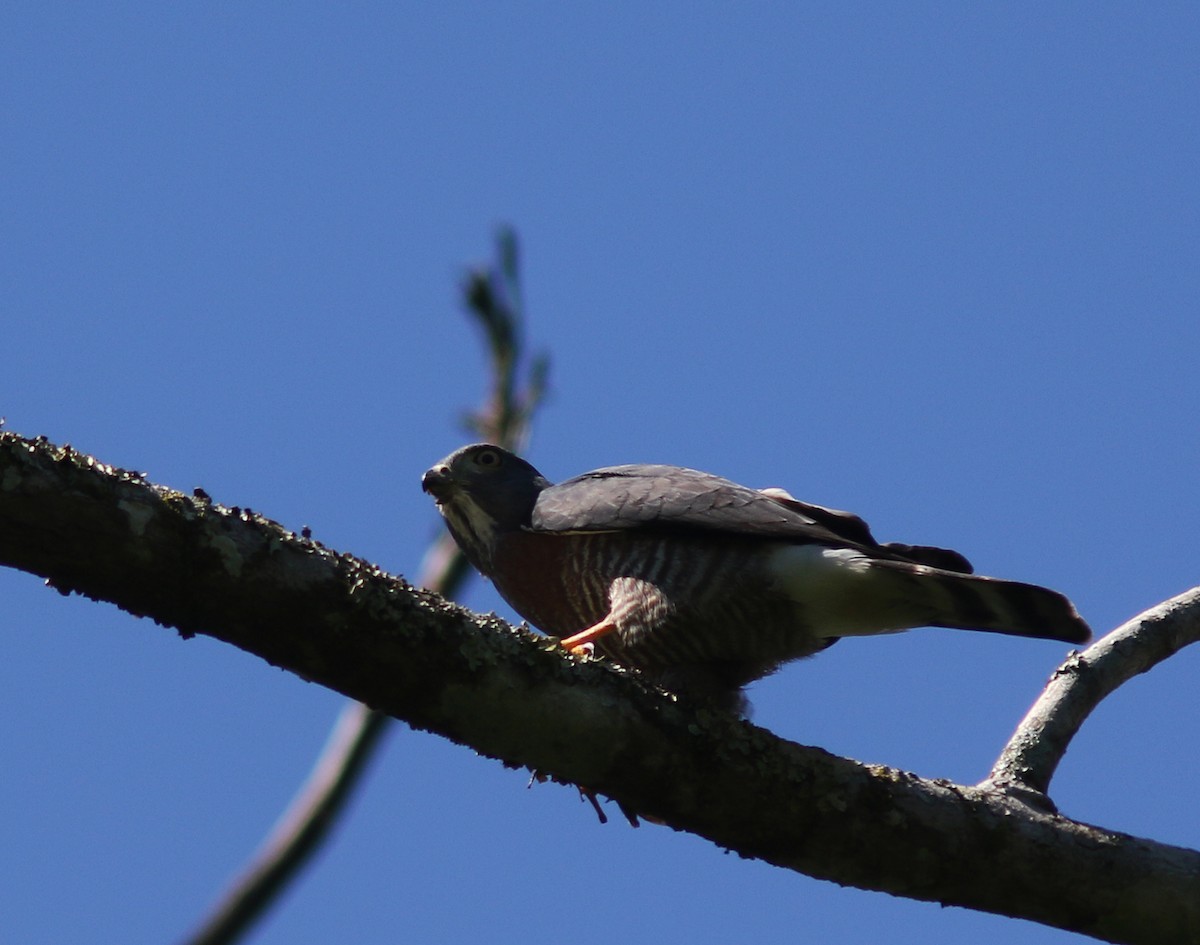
[421,464,454,500]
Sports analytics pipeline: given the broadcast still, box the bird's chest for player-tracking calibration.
[488,529,779,642]
[488,530,613,635]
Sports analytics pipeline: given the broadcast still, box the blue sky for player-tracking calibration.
[3,5,1197,943]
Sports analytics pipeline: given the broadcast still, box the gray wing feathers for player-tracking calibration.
[530,466,974,574]
[531,464,858,545]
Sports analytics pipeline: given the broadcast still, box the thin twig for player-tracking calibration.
[180,227,547,945]
[181,701,391,945]
[985,585,1200,800]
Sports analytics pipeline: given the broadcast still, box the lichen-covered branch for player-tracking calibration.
[181,532,471,945]
[1,431,1198,945]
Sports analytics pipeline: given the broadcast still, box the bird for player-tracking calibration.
[422,443,1090,709]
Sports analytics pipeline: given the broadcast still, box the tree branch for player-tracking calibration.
[986,587,1200,798]
[179,225,547,945]
[181,535,474,945]
[1,431,1198,945]
[181,699,390,945]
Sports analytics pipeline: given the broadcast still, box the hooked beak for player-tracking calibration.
[421,464,454,500]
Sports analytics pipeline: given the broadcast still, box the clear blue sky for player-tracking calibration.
[3,5,1197,944]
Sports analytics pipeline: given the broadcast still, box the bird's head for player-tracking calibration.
[422,444,551,573]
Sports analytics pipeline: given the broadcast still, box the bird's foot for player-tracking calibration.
[559,618,616,653]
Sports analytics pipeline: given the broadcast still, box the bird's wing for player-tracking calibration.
[529,464,883,549]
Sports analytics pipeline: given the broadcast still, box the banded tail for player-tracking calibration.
[863,558,1091,643]
[770,546,1091,645]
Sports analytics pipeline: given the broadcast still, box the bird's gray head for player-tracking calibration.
[421,444,551,572]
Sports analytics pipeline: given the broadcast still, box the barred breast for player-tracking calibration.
[490,529,824,691]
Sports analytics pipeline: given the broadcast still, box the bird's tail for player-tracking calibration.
[866,559,1091,644]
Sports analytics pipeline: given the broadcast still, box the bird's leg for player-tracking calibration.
[559,618,616,653]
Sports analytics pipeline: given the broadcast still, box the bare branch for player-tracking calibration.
[182,700,390,945]
[179,227,548,945]
[461,225,549,451]
[2,431,1199,945]
[986,586,1200,799]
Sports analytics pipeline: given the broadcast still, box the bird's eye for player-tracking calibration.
[475,449,501,468]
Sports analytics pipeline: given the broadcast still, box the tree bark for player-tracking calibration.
[2,431,1198,945]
